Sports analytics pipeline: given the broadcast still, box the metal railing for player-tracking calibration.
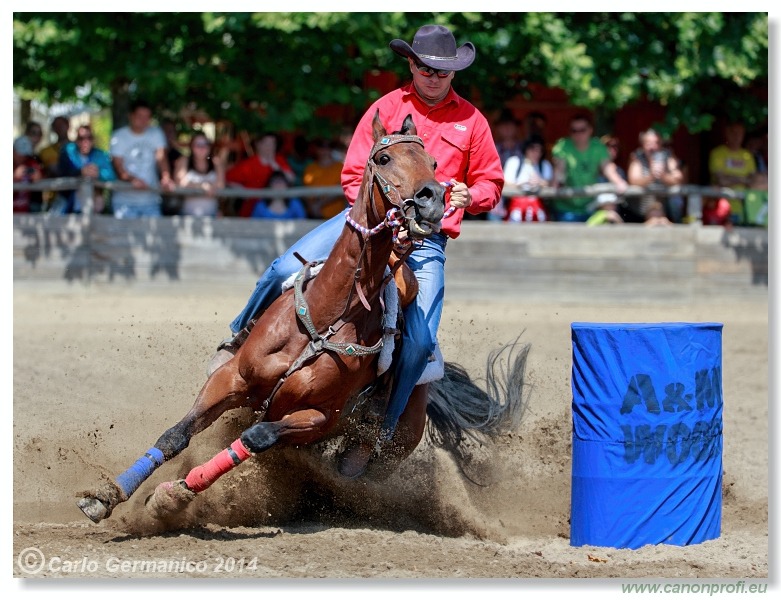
[13,177,758,222]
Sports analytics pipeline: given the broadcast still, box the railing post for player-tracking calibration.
[78,178,95,216]
[685,192,702,225]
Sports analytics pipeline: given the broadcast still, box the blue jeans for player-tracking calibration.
[113,201,162,219]
[230,211,448,439]
[381,232,446,437]
[229,211,347,333]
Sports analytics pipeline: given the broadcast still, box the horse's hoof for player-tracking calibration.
[145,480,196,518]
[77,496,110,523]
[240,421,280,453]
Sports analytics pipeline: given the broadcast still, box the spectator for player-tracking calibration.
[744,127,768,190]
[626,128,684,223]
[38,115,71,177]
[598,134,627,182]
[161,118,185,166]
[13,121,45,213]
[701,197,733,228]
[708,121,757,225]
[302,138,346,219]
[494,109,523,171]
[552,114,628,222]
[226,132,295,217]
[331,127,353,162]
[502,134,552,223]
[524,111,548,142]
[709,121,757,188]
[644,200,673,227]
[662,138,688,223]
[13,120,43,159]
[161,118,186,215]
[13,153,44,213]
[285,134,313,186]
[54,124,116,214]
[174,131,225,218]
[110,99,174,218]
[249,171,307,220]
[585,192,624,226]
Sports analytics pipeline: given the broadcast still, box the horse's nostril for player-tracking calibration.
[415,186,434,201]
[415,184,446,202]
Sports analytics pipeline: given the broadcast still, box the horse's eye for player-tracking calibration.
[432,160,438,170]
[378,154,391,166]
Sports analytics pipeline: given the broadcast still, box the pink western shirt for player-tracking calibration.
[341,83,504,239]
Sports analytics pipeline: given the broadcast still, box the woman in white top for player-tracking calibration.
[501,135,553,222]
[503,135,553,190]
[174,132,225,217]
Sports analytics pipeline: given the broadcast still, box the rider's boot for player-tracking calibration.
[337,382,390,479]
[337,438,376,479]
[206,318,257,377]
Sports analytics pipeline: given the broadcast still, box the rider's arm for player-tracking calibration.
[462,115,504,215]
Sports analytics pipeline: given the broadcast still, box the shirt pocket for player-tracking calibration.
[440,128,469,153]
[436,128,469,179]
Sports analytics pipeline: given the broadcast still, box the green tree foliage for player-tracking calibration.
[13,12,767,135]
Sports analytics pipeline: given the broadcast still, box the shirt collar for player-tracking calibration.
[401,82,460,111]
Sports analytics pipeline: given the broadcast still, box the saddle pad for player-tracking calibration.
[283,264,443,385]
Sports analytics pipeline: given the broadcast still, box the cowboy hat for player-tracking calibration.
[390,24,475,72]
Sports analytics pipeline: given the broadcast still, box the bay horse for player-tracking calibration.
[78,112,529,524]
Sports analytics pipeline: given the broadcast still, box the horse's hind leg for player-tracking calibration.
[366,383,429,480]
[147,408,327,517]
[78,366,250,523]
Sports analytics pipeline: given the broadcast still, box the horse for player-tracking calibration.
[77,111,529,524]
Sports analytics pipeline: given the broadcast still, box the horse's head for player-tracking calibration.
[366,111,445,239]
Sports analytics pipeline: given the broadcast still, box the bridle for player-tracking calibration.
[345,133,428,246]
[345,133,458,246]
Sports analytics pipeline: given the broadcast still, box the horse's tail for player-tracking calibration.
[425,336,530,472]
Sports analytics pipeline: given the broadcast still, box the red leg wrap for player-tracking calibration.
[184,439,252,493]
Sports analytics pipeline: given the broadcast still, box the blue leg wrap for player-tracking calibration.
[115,447,165,498]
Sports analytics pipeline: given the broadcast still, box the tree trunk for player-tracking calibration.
[111,79,131,131]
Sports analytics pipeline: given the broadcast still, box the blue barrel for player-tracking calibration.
[570,322,723,549]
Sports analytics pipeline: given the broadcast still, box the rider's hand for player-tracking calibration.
[448,179,472,209]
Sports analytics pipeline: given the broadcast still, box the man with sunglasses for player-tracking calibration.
[551,114,628,222]
[209,24,503,478]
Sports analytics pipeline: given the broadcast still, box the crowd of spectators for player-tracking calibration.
[13,101,768,227]
[492,109,768,227]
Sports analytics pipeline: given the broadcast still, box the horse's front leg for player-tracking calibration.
[146,408,327,517]
[78,364,250,523]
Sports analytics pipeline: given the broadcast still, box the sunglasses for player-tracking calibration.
[193,141,210,148]
[570,127,589,134]
[77,135,94,141]
[414,62,452,78]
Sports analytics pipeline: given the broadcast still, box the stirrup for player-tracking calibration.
[217,318,257,353]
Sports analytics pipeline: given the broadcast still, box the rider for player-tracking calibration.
[209,24,504,475]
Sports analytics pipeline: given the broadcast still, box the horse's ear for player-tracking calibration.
[401,114,417,136]
[372,110,387,142]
